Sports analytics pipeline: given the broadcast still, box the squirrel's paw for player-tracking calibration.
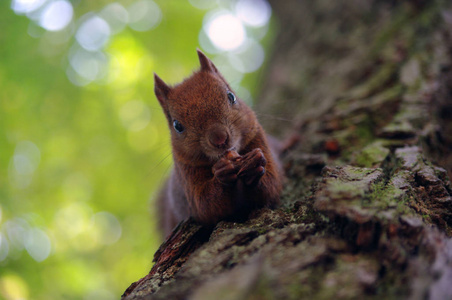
[212,157,239,185]
[238,148,267,186]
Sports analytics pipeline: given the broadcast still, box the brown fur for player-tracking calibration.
[155,50,282,237]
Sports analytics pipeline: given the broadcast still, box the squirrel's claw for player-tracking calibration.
[237,148,267,186]
[213,158,239,185]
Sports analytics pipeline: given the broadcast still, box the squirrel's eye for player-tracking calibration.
[227,91,236,105]
[173,120,185,133]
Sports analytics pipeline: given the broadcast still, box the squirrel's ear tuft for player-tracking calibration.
[154,73,171,105]
[197,49,218,73]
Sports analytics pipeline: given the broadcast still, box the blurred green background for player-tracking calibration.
[0,0,273,299]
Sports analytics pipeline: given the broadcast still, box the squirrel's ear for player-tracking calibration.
[197,49,218,73]
[154,73,171,105]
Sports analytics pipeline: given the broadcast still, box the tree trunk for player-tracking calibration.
[122,1,452,299]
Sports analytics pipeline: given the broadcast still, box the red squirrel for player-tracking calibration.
[154,50,282,237]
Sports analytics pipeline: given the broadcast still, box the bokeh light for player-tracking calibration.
[91,212,122,245]
[235,0,271,27]
[227,39,265,73]
[0,274,29,300]
[13,141,41,175]
[127,0,161,32]
[100,3,129,34]
[204,11,246,51]
[11,0,46,14]
[24,228,51,262]
[68,47,108,84]
[8,141,41,190]
[5,218,30,252]
[76,14,111,51]
[39,0,73,31]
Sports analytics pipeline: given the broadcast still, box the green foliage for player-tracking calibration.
[0,0,272,298]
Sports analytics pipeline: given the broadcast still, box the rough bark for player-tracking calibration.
[123,1,452,299]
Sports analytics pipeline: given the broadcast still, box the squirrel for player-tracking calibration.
[154,50,283,237]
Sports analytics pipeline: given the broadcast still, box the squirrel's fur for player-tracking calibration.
[155,50,282,237]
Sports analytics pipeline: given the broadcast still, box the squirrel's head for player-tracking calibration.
[154,50,256,164]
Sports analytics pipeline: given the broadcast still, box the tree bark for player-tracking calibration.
[122,1,452,299]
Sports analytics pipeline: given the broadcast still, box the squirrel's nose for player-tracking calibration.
[208,128,229,148]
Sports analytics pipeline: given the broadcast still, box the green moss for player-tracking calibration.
[366,181,387,204]
[356,142,390,168]
[343,166,379,179]
[332,180,363,192]
[364,179,413,218]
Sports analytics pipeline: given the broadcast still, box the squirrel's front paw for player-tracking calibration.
[212,157,239,185]
[238,148,267,186]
